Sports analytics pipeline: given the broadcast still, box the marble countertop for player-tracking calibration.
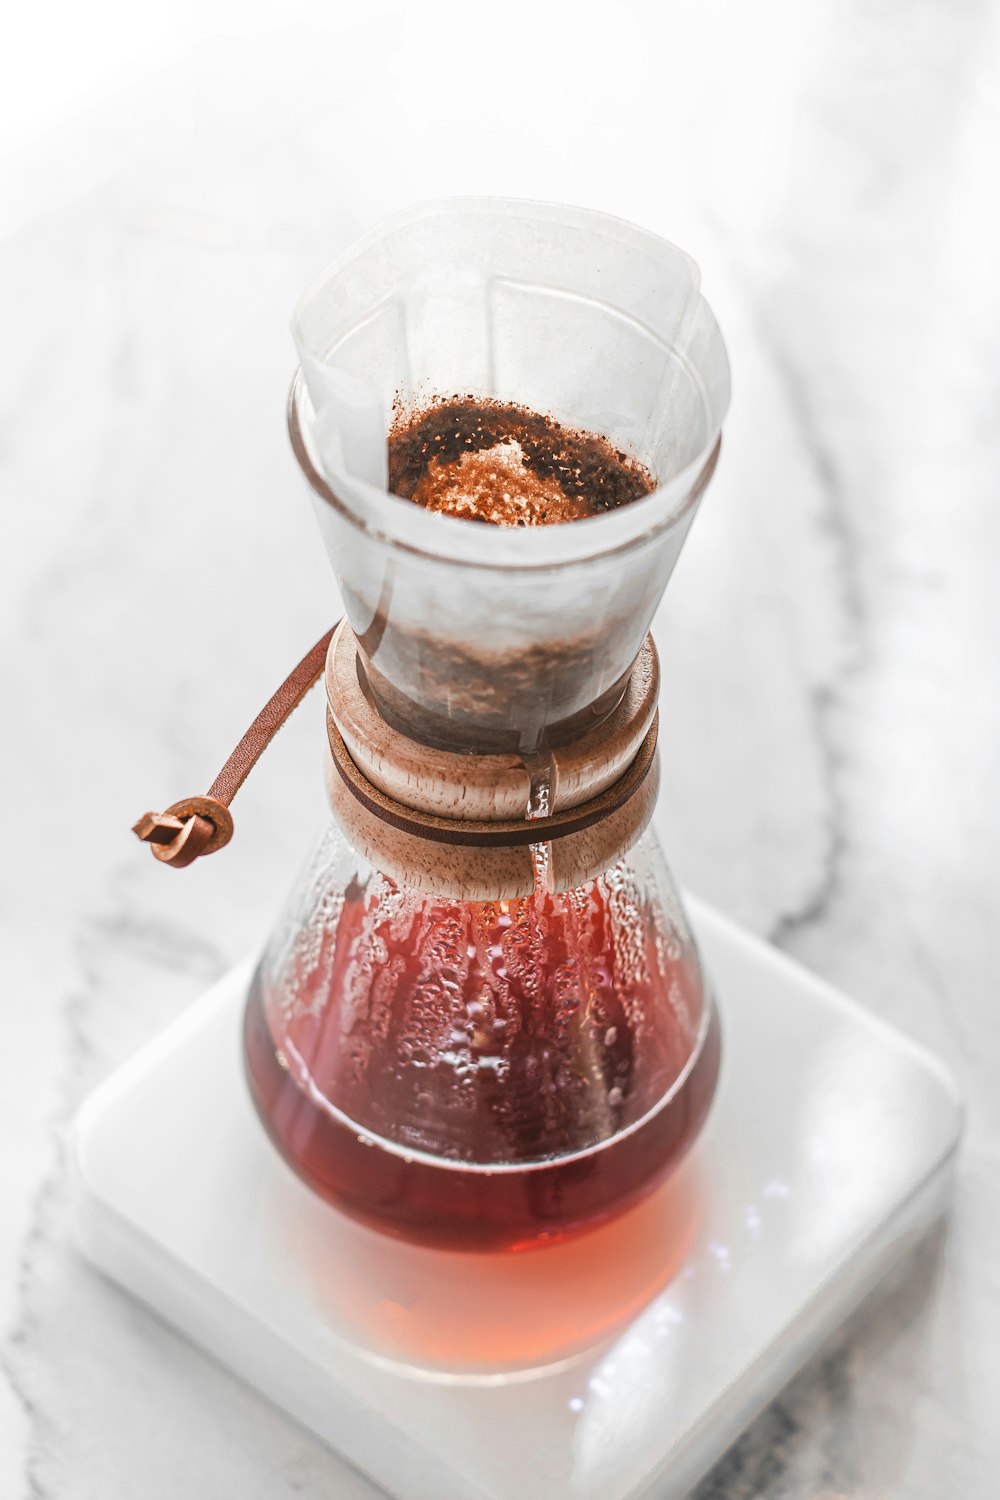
[2,2,998,1495]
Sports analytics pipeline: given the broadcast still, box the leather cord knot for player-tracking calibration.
[132,626,335,869]
[133,797,234,868]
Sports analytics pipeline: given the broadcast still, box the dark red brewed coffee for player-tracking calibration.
[244,875,719,1252]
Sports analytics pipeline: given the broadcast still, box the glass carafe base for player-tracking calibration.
[243,841,721,1252]
[244,974,720,1252]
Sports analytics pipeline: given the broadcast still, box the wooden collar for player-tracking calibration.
[133,621,660,897]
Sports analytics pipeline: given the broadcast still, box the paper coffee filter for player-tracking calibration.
[293,198,729,531]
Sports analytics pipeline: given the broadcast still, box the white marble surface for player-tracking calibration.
[2,2,998,1495]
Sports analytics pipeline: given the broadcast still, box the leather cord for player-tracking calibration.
[133,623,659,868]
[133,626,336,868]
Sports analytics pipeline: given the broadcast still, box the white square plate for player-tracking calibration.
[72,898,962,1500]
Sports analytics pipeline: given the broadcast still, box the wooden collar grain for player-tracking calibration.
[325,711,659,850]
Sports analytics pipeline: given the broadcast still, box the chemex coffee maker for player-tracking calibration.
[76,202,961,1500]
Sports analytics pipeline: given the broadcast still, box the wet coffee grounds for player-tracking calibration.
[388,397,655,526]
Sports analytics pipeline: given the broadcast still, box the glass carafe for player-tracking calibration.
[242,198,729,1250]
